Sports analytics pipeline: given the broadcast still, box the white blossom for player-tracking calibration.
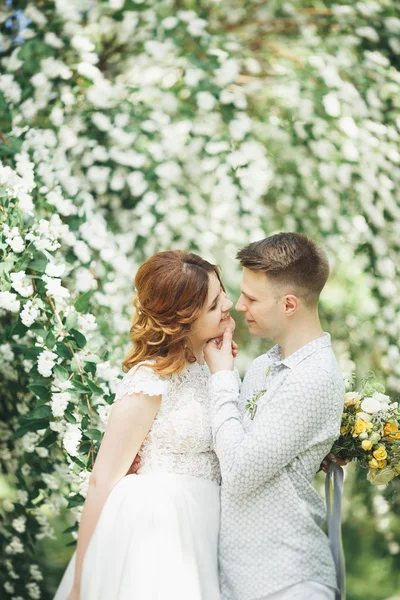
[12,516,27,534]
[26,581,41,599]
[42,275,70,299]
[20,301,40,327]
[196,91,216,111]
[62,424,82,457]
[0,291,20,312]
[37,350,58,378]
[50,392,71,418]
[10,272,34,297]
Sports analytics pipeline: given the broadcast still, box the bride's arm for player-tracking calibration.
[70,391,161,595]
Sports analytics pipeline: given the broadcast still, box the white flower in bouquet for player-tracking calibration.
[344,391,362,407]
[373,392,391,409]
[361,396,382,414]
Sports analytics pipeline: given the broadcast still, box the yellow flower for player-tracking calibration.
[369,458,379,469]
[373,447,388,461]
[361,440,373,451]
[344,392,362,407]
[383,422,400,440]
[340,424,351,435]
[353,418,372,437]
[367,467,396,485]
[377,460,387,469]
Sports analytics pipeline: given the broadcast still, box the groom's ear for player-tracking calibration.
[283,294,299,316]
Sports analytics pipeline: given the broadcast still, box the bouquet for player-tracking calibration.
[331,375,400,485]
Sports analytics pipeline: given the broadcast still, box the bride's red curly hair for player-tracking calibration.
[122,250,224,376]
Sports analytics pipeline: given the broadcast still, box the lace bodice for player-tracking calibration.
[114,361,221,484]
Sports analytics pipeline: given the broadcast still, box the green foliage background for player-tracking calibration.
[0,1,400,598]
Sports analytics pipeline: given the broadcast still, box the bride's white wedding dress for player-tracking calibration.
[54,361,221,600]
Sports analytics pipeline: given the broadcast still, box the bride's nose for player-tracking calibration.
[222,297,234,312]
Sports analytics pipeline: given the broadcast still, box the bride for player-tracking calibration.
[54,250,236,600]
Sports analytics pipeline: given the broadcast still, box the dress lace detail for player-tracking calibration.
[114,363,169,400]
[114,361,221,484]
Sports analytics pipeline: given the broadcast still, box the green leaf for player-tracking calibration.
[85,428,102,441]
[45,330,56,350]
[79,440,93,454]
[29,252,49,273]
[0,91,12,133]
[70,455,88,469]
[24,346,43,360]
[10,320,28,337]
[65,311,78,331]
[74,291,94,313]
[70,329,87,348]
[54,365,69,380]
[64,410,77,424]
[27,384,49,400]
[87,379,104,395]
[71,377,91,394]
[40,431,58,448]
[24,405,52,420]
[56,342,72,359]
[62,524,79,535]
[67,493,85,508]
[84,362,96,376]
[13,420,49,439]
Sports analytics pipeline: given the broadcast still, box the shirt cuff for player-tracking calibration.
[209,370,241,437]
[210,370,240,396]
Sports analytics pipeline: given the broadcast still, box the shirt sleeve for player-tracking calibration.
[210,366,344,498]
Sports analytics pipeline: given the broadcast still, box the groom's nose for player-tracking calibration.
[235,295,246,312]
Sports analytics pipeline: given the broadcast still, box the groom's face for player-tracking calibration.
[235,268,285,339]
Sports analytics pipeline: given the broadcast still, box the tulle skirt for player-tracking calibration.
[53,473,221,600]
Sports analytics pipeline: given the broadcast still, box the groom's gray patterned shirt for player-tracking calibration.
[209,333,344,600]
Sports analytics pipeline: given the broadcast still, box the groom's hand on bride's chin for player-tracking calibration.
[204,327,236,374]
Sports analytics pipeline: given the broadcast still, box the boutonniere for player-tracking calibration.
[245,388,267,420]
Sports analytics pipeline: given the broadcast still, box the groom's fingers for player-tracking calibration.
[222,327,233,350]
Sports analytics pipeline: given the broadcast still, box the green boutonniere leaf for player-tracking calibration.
[245,388,267,420]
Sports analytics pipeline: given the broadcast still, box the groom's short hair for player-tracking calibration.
[236,232,330,306]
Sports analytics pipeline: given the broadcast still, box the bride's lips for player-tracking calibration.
[220,314,231,323]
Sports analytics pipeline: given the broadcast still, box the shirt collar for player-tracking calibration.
[267,332,332,370]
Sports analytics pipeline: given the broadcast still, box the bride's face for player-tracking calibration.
[189,272,235,345]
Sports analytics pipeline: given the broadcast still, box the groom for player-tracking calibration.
[204,232,345,600]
